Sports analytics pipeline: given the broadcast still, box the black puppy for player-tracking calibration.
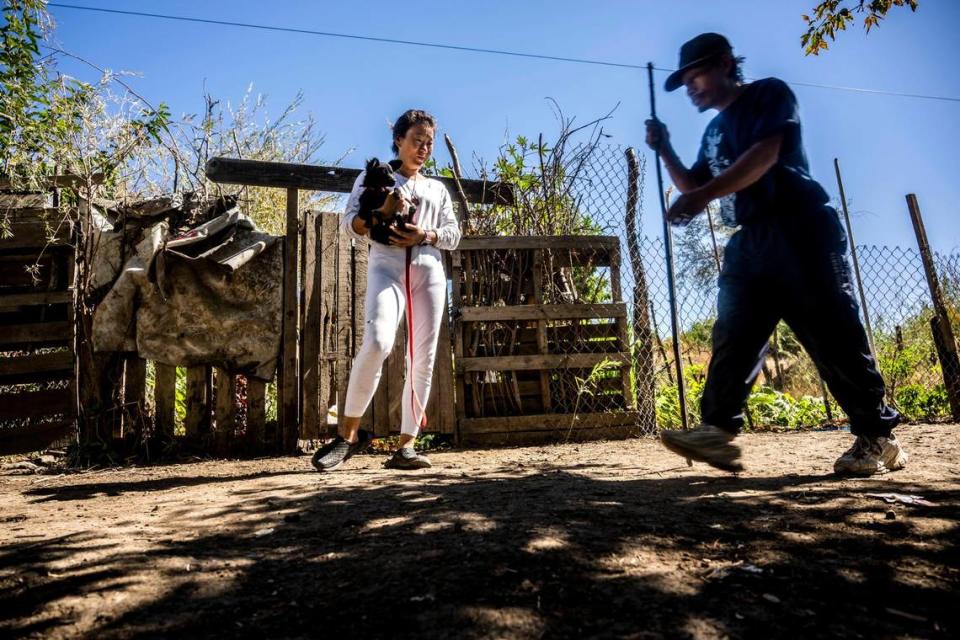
[357,158,418,245]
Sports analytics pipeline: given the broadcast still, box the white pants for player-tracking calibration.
[343,247,447,436]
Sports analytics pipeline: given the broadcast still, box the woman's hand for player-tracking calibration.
[389,223,427,247]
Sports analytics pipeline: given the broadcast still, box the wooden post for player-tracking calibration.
[301,211,322,439]
[122,356,147,440]
[246,379,266,446]
[532,249,552,413]
[433,280,456,434]
[907,194,960,420]
[279,188,300,452]
[335,232,357,433]
[214,368,237,450]
[625,148,657,430]
[451,250,467,443]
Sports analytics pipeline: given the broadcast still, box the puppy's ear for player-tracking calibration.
[366,158,380,172]
[388,159,403,172]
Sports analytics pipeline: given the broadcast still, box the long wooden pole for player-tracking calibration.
[647,62,688,429]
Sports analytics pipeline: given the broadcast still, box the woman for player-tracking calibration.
[312,109,461,471]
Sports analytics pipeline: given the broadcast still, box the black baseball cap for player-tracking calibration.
[664,33,733,92]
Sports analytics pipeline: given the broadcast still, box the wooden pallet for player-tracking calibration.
[452,236,646,445]
[0,202,77,455]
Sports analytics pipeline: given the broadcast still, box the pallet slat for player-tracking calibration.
[0,419,74,456]
[0,222,71,249]
[458,352,629,373]
[0,321,72,346]
[460,424,639,447]
[0,351,73,381]
[0,290,72,308]
[459,411,644,434]
[459,303,626,322]
[0,387,74,420]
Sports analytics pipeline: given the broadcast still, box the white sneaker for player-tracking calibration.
[834,434,908,476]
[660,424,744,472]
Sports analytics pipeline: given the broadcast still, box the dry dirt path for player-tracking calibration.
[2,424,958,639]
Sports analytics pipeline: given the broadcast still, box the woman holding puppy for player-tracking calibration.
[312,109,461,471]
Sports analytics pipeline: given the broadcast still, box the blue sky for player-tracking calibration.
[46,1,960,251]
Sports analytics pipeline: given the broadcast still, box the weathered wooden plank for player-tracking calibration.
[433,286,456,434]
[457,236,619,251]
[532,250,551,413]
[0,387,74,420]
[458,352,629,373]
[460,303,627,322]
[451,254,467,443]
[0,321,72,346]
[459,424,639,447]
[609,244,623,301]
[154,363,176,438]
[0,222,71,250]
[0,350,73,381]
[246,378,266,445]
[459,410,645,434]
[205,157,513,205]
[0,290,72,308]
[335,228,355,431]
[318,212,339,437]
[352,233,374,432]
[279,188,300,452]
[183,366,210,437]
[214,367,237,437]
[122,356,147,438]
[301,211,322,439]
[0,173,103,190]
[0,419,74,456]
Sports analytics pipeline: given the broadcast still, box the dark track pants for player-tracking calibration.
[699,206,900,437]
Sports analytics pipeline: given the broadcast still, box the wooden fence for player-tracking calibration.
[2,159,660,456]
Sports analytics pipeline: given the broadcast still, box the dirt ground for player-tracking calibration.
[1,424,958,639]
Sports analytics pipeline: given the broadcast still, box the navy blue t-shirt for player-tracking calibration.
[690,77,829,226]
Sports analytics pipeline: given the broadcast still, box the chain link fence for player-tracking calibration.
[565,143,960,431]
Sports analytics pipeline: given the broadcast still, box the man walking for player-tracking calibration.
[647,33,905,475]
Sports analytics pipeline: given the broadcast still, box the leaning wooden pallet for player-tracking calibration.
[0,200,77,455]
[452,235,649,446]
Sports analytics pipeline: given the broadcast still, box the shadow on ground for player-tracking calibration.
[2,460,958,639]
